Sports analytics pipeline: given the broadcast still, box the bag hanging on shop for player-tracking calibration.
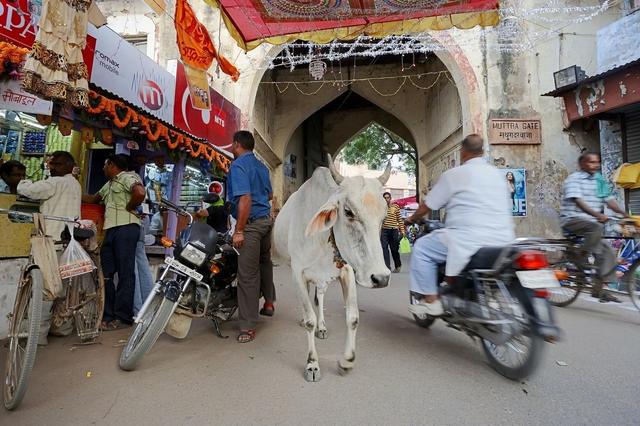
[58,223,95,280]
[399,236,412,254]
[614,163,640,188]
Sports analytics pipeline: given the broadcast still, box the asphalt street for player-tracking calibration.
[1,255,639,425]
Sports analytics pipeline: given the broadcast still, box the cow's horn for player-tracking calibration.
[378,161,392,185]
[327,154,344,184]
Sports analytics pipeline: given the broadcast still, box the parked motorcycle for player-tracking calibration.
[409,220,560,380]
[119,199,238,371]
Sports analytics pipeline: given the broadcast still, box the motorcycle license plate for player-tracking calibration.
[164,257,203,282]
[516,270,560,289]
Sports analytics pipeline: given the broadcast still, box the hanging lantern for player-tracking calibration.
[309,59,327,81]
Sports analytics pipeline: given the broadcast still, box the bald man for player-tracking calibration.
[405,134,515,316]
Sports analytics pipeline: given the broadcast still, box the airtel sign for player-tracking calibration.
[139,80,164,111]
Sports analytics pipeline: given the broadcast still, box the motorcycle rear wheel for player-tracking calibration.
[480,288,544,380]
[119,292,177,371]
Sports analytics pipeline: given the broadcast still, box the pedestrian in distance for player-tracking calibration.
[381,192,405,273]
[228,130,276,343]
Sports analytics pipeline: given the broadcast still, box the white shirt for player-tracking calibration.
[17,174,82,239]
[425,157,515,276]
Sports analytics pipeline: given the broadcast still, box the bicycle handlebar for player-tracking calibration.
[0,208,78,223]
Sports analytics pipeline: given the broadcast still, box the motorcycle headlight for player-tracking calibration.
[181,244,207,267]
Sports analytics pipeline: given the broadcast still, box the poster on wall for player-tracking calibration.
[502,168,526,216]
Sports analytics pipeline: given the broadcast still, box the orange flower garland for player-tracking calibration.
[86,90,229,172]
[0,42,29,74]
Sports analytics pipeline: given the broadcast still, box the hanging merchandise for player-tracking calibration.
[0,42,30,81]
[21,0,91,108]
[175,0,239,110]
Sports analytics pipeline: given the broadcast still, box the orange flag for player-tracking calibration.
[175,0,240,81]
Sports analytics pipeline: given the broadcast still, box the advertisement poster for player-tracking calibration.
[502,168,526,216]
[87,25,175,124]
[0,79,52,114]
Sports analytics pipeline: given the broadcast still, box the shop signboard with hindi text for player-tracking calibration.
[0,79,52,114]
[87,24,175,124]
[489,119,542,145]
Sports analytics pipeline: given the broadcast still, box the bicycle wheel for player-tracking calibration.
[548,260,583,307]
[70,254,105,342]
[4,268,43,410]
[624,259,640,312]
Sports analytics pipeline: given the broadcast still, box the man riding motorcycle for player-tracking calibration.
[405,134,515,316]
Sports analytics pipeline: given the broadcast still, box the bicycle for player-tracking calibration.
[543,219,640,312]
[2,208,105,410]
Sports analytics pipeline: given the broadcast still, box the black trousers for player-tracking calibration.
[381,228,401,269]
[101,223,140,324]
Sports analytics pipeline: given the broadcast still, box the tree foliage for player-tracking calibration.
[340,123,416,175]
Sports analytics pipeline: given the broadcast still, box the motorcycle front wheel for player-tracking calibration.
[480,287,544,380]
[119,292,177,371]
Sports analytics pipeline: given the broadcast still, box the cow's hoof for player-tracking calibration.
[338,359,354,375]
[304,364,322,382]
[315,329,328,339]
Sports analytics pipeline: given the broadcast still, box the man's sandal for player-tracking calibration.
[237,329,256,343]
[260,302,275,317]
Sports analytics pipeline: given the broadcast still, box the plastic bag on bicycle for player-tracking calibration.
[59,224,95,279]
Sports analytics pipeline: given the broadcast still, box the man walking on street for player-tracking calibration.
[560,152,628,303]
[83,154,146,329]
[228,131,275,343]
[381,192,405,273]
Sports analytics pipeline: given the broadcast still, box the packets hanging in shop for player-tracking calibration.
[58,224,96,279]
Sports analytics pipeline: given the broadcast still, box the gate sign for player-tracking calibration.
[87,24,175,124]
[0,0,39,48]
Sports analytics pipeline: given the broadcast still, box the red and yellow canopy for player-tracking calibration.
[204,0,500,50]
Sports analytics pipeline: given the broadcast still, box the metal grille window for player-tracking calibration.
[625,110,640,214]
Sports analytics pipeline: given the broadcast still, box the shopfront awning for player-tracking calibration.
[542,59,640,123]
[204,0,500,50]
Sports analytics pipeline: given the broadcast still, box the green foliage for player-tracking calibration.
[340,123,416,175]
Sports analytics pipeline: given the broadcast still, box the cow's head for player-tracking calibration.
[305,155,392,288]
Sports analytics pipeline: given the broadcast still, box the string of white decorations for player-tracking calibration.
[262,0,621,70]
[263,70,450,96]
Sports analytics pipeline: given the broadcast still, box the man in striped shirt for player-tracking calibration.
[560,152,628,302]
[381,192,405,273]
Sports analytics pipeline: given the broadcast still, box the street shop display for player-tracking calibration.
[86,90,231,172]
[613,163,640,189]
[22,0,91,108]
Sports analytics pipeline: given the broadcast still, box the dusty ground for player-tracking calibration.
[1,256,639,425]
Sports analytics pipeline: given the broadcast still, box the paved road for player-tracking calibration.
[2,256,639,425]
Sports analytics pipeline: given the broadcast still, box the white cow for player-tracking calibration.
[274,154,392,381]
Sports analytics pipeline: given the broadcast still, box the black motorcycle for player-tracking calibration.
[119,199,238,371]
[409,220,560,380]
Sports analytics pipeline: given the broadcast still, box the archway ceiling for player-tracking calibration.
[203,0,499,50]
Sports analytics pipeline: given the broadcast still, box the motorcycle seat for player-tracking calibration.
[463,247,512,271]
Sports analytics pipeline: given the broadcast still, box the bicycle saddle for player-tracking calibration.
[60,227,95,242]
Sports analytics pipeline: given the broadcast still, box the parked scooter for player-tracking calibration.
[409,219,560,380]
[119,198,238,371]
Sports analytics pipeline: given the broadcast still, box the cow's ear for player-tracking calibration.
[305,199,338,237]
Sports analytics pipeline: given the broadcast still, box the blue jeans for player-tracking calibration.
[409,232,448,296]
[134,223,154,315]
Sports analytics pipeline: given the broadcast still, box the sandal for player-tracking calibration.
[237,329,256,343]
[101,320,131,331]
[260,302,275,317]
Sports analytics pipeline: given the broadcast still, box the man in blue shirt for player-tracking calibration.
[228,131,275,343]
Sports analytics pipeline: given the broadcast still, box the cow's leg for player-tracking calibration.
[315,284,328,339]
[338,265,358,375]
[294,270,322,382]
